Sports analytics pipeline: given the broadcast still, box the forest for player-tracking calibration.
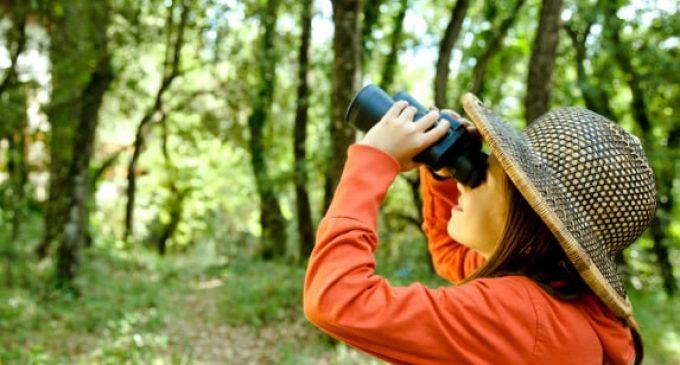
[0,0,678,363]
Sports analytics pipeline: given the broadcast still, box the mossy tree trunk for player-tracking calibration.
[322,0,362,213]
[524,0,562,123]
[43,0,114,286]
[247,0,287,259]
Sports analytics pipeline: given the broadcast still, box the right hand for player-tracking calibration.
[358,101,450,172]
[431,108,481,178]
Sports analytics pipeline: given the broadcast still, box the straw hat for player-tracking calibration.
[460,93,657,327]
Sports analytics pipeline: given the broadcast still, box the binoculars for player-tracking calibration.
[346,84,488,187]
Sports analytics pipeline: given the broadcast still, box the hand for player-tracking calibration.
[431,108,481,178]
[358,101,450,172]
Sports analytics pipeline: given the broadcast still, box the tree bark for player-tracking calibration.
[379,0,409,93]
[247,0,287,259]
[0,3,29,243]
[40,1,102,261]
[294,0,315,260]
[48,0,114,286]
[7,104,28,241]
[0,2,27,98]
[470,0,525,96]
[124,0,190,240]
[563,19,616,121]
[360,0,384,67]
[323,0,361,212]
[524,0,562,123]
[155,113,187,255]
[434,0,470,108]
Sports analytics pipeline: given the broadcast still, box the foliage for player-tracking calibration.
[0,0,678,363]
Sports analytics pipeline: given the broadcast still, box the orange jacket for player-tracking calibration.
[304,144,636,365]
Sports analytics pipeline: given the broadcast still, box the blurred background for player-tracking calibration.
[0,0,678,364]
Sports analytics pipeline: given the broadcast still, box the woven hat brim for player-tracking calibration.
[460,93,635,327]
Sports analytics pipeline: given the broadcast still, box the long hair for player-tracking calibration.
[462,173,644,364]
[462,175,587,298]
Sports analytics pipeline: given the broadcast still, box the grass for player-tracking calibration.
[628,289,680,364]
[0,242,678,364]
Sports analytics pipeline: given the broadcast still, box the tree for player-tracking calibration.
[470,0,525,96]
[379,0,409,93]
[42,0,114,285]
[360,0,385,68]
[600,0,677,295]
[294,0,315,259]
[434,0,470,108]
[0,1,29,245]
[563,15,616,121]
[124,0,191,240]
[247,0,287,259]
[323,0,361,212]
[524,0,562,123]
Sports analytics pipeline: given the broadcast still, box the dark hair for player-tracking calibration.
[463,174,587,298]
[462,173,644,364]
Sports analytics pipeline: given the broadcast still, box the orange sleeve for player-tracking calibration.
[419,166,485,283]
[303,145,537,364]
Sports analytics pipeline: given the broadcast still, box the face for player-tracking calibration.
[447,154,510,258]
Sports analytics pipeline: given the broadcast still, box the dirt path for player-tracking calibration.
[165,278,369,364]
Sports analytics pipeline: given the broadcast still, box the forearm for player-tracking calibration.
[419,166,484,283]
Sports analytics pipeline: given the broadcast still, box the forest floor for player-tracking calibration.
[0,245,381,365]
[164,270,378,365]
[1,244,679,364]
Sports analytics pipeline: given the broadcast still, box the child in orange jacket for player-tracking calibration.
[304,94,655,365]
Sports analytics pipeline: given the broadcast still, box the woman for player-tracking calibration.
[303,93,656,365]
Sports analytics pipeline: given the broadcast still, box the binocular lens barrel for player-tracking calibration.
[345,84,488,188]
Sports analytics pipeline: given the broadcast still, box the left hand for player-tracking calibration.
[358,101,450,172]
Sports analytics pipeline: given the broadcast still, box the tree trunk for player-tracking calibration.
[294,0,315,260]
[470,0,525,96]
[40,1,90,260]
[124,0,190,240]
[48,0,114,286]
[247,0,287,259]
[7,114,28,241]
[155,114,187,255]
[524,0,562,123]
[0,3,29,241]
[360,0,384,68]
[434,0,470,108]
[323,0,361,212]
[563,19,616,121]
[379,0,409,93]
[0,1,27,98]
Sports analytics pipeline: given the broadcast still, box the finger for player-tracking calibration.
[462,120,481,138]
[441,109,462,119]
[413,110,440,132]
[398,106,418,123]
[384,101,409,120]
[420,119,450,149]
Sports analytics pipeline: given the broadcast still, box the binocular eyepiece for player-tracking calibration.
[345,84,488,188]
